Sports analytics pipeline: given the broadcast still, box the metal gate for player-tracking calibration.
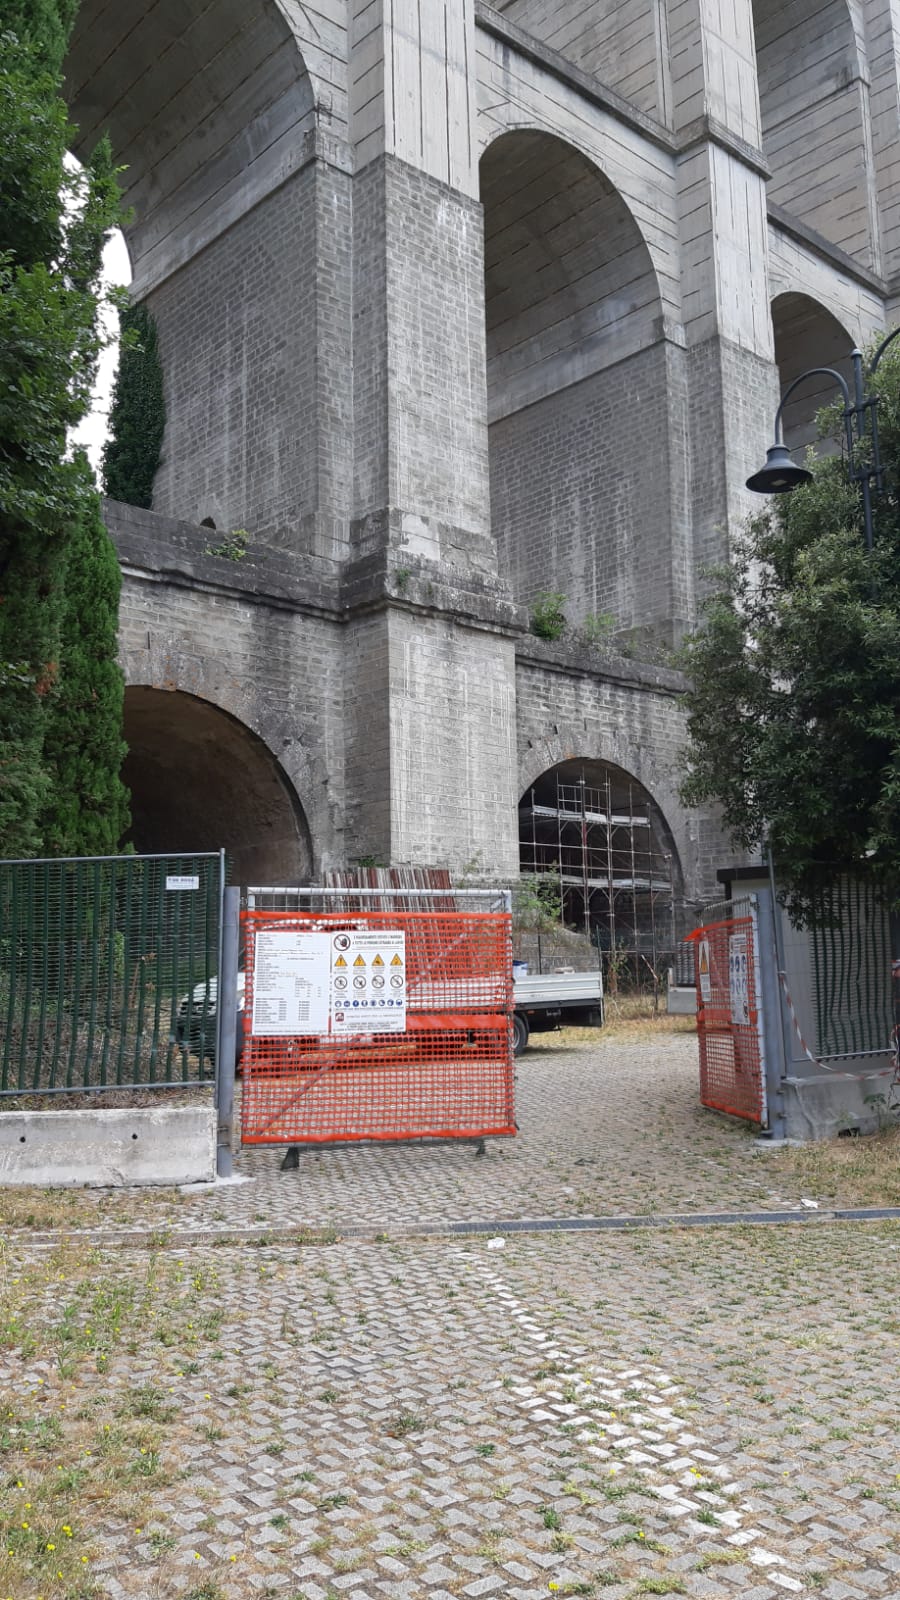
[240,888,516,1147]
[688,906,767,1124]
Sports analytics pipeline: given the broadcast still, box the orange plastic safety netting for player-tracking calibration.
[688,915,765,1123]
[239,907,515,1145]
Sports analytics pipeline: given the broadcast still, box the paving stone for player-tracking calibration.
[5,1035,900,1600]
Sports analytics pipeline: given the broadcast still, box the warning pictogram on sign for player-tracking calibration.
[334,955,347,968]
[698,938,712,1003]
[372,954,385,967]
[391,954,403,966]
[353,955,366,967]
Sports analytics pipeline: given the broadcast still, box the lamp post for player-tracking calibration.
[746,325,900,1070]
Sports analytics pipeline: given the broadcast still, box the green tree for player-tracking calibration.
[102,300,165,509]
[0,3,125,856]
[678,349,900,921]
[41,453,130,855]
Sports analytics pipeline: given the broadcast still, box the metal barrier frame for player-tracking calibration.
[238,886,515,1159]
[689,897,769,1126]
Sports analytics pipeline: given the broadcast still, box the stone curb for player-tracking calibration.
[7,1203,900,1251]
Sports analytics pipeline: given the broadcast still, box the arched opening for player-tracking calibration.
[753,0,873,264]
[123,688,312,887]
[63,4,318,539]
[481,131,667,639]
[518,758,683,990]
[772,293,855,457]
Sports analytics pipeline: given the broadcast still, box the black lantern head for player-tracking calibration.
[746,444,813,495]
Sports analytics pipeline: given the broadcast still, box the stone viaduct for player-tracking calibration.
[64,0,900,903]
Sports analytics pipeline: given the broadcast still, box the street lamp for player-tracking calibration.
[747,323,900,1066]
[747,325,900,548]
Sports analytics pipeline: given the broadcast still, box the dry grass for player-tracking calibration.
[527,993,695,1051]
[772,1124,900,1208]
[0,1185,183,1235]
[0,1241,244,1599]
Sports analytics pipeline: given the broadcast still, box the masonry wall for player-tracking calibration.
[352,158,495,575]
[388,610,519,872]
[514,644,732,906]
[754,0,876,267]
[494,0,667,120]
[110,506,347,871]
[489,344,679,639]
[148,170,325,554]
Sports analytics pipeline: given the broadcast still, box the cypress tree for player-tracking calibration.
[41,454,130,856]
[102,301,165,509]
[0,3,124,856]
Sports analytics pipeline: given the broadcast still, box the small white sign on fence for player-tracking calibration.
[729,932,750,1026]
[166,875,199,891]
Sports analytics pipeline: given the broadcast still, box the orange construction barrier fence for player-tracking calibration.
[688,914,765,1124]
[239,906,516,1146]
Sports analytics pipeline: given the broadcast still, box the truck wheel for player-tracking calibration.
[512,1012,530,1057]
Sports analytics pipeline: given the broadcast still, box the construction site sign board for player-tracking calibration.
[251,931,331,1036]
[330,928,406,1034]
[251,928,408,1037]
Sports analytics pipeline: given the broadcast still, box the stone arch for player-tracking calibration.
[123,687,313,887]
[481,129,682,641]
[771,292,855,456]
[64,2,341,549]
[518,755,685,971]
[64,1,317,291]
[752,0,875,265]
[488,1,670,123]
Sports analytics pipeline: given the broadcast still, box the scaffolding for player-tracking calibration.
[518,768,678,991]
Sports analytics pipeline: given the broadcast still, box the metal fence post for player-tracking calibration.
[215,885,240,1178]
[753,886,787,1140]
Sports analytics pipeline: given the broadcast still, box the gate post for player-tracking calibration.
[752,887,788,1140]
[215,885,241,1177]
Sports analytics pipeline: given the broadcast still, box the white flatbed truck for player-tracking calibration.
[512,969,604,1055]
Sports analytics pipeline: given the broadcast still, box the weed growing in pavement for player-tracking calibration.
[632,1580,686,1595]
[695,1549,743,1571]
[695,1508,718,1526]
[540,1505,563,1530]
[387,1411,425,1436]
[318,1492,350,1511]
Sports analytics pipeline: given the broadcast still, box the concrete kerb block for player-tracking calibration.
[0,1104,216,1188]
[780,1066,896,1142]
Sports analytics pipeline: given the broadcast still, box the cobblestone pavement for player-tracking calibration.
[4,1033,900,1600]
[4,1221,900,1600]
[13,1034,829,1241]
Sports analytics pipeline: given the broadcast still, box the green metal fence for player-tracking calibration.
[0,853,224,1094]
[811,876,894,1058]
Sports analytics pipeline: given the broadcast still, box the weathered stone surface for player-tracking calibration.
[62,0,900,893]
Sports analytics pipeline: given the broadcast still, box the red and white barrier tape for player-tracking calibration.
[778,971,891,1079]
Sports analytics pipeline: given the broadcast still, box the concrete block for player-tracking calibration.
[0,1104,216,1188]
[781,1067,895,1143]
[667,985,697,1016]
